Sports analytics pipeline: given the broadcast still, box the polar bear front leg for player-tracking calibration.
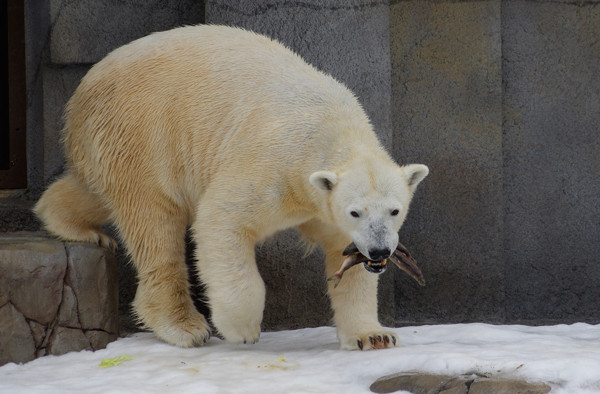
[299,220,399,351]
[324,247,400,351]
[192,206,265,345]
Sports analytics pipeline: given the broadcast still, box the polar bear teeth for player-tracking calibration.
[364,260,387,274]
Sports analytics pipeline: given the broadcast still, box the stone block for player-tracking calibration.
[57,285,79,327]
[370,372,551,394]
[501,1,600,323]
[0,237,66,325]
[0,303,36,365]
[370,372,457,393]
[0,233,118,366]
[66,243,119,332]
[390,1,504,323]
[469,377,550,394]
[47,326,92,356]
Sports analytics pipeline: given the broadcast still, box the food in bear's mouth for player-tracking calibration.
[327,241,425,288]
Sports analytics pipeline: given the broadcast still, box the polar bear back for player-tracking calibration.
[63,25,382,206]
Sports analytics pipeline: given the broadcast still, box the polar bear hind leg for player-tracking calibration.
[110,189,211,347]
[34,172,115,250]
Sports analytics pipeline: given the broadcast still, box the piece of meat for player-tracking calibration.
[327,253,370,288]
[327,241,425,288]
[389,242,426,286]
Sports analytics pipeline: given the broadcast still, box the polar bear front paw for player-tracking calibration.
[210,296,263,345]
[340,331,400,351]
[214,319,261,344]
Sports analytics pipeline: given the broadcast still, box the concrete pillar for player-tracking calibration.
[390,1,505,323]
[502,1,600,323]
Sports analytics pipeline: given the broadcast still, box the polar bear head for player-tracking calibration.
[310,158,428,263]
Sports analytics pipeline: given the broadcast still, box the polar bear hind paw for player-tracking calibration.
[94,231,117,251]
[57,229,116,251]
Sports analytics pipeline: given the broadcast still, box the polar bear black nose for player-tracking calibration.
[369,248,391,262]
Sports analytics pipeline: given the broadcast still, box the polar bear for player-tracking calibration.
[34,25,428,351]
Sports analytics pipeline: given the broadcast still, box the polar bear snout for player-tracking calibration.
[368,248,391,262]
[350,219,399,263]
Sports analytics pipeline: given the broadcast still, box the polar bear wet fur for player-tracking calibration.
[34,25,428,351]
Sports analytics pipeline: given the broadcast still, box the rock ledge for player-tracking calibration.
[370,372,551,394]
[0,232,118,366]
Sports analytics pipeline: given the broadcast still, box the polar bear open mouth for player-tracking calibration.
[364,259,387,274]
[327,241,426,288]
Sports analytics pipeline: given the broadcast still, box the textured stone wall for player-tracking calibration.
[19,0,600,338]
[0,233,118,366]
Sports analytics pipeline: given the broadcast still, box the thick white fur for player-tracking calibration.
[34,25,428,351]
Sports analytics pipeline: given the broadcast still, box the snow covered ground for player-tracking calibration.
[1,323,599,393]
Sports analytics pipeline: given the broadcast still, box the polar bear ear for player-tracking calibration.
[309,171,338,192]
[403,164,429,188]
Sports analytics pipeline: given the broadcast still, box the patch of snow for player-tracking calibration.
[1,323,599,393]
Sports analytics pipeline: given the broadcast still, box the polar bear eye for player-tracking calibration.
[391,209,400,216]
[350,211,360,218]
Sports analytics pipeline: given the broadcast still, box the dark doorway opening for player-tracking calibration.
[1,0,27,189]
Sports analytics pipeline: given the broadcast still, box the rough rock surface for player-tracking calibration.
[0,232,118,366]
[370,372,551,394]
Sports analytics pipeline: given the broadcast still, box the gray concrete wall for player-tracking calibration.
[390,0,600,324]
[19,0,600,333]
[390,1,505,323]
[501,1,600,323]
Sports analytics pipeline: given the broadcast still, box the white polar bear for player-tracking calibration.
[34,25,428,350]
